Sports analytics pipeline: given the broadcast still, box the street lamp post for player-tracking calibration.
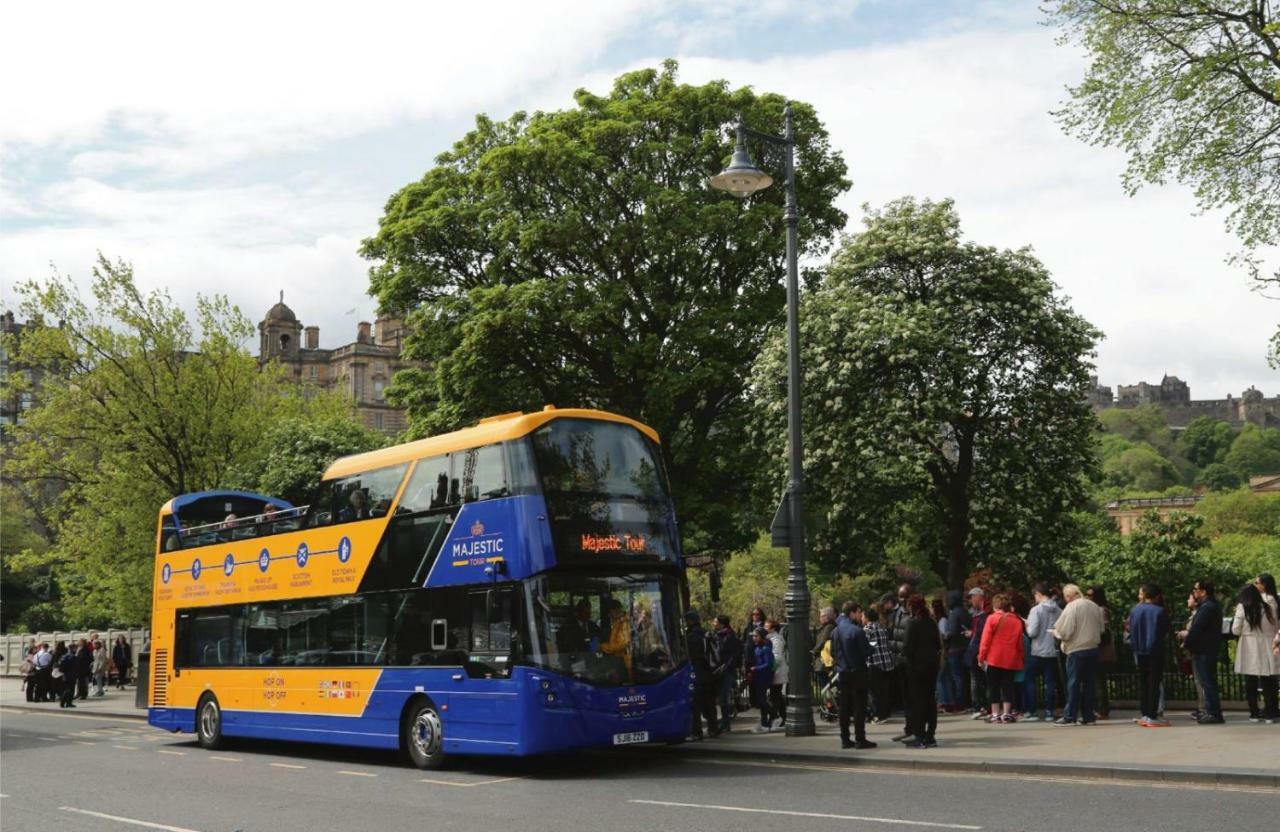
[709,103,815,737]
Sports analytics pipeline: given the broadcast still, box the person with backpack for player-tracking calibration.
[711,615,742,734]
[56,642,78,709]
[684,610,719,739]
[748,628,776,732]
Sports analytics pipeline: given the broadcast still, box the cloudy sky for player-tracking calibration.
[2,0,1275,399]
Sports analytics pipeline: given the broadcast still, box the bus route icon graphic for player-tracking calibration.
[296,542,309,568]
[161,563,171,584]
[191,558,202,581]
[338,536,352,563]
[258,548,271,573]
[224,553,235,577]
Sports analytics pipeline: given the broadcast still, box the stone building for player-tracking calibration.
[1090,374,1280,429]
[257,295,414,435]
[0,311,41,440]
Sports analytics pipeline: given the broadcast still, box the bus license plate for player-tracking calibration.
[612,731,649,745]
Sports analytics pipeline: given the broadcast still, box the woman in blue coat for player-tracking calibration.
[749,628,776,732]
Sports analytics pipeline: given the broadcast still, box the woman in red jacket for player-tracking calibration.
[978,593,1026,723]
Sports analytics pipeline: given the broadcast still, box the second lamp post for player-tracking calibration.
[709,103,815,738]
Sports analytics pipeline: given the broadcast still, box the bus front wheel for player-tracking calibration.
[196,693,224,750]
[403,699,446,770]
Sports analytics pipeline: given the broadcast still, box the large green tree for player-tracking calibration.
[360,61,850,558]
[1225,422,1280,475]
[2,257,354,625]
[1178,415,1236,468]
[1047,1,1280,285]
[231,415,387,506]
[752,198,1101,588]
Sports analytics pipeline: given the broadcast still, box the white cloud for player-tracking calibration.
[1,3,1276,401]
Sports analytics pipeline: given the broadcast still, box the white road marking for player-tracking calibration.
[270,763,306,769]
[75,741,96,746]
[337,770,377,777]
[628,800,983,830]
[0,794,9,798]
[156,750,186,756]
[208,755,241,762]
[59,806,203,832]
[418,776,526,787]
[113,745,139,751]
[36,736,57,741]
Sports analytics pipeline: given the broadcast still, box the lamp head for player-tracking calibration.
[709,128,772,198]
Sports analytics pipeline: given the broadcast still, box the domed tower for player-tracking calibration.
[258,292,303,362]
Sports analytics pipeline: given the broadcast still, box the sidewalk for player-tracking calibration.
[3,678,1274,789]
[0,676,145,719]
[671,709,1280,789]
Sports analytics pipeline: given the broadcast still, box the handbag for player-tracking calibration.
[51,667,64,679]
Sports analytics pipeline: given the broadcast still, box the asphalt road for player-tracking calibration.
[1,707,1276,832]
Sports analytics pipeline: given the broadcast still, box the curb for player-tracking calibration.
[664,743,1280,790]
[1,703,147,721]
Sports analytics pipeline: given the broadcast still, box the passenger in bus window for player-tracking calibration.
[340,489,369,522]
[601,599,633,679]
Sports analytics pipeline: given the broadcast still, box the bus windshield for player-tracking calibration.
[529,419,678,562]
[524,572,685,687]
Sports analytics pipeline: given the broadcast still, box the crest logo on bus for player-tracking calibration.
[471,520,485,537]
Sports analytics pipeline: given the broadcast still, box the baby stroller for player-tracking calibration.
[818,671,840,722]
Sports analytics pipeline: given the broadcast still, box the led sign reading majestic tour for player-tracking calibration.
[580,532,650,555]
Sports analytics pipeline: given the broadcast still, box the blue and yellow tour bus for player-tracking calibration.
[147,407,690,768]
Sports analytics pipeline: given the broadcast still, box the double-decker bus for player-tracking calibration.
[147,407,689,768]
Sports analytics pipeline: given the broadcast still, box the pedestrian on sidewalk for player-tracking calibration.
[20,645,37,702]
[863,607,896,724]
[74,638,92,700]
[92,639,109,696]
[832,601,876,750]
[903,594,942,747]
[748,629,776,733]
[764,617,788,728]
[1179,578,1224,724]
[932,597,957,713]
[979,593,1025,723]
[944,590,972,712]
[1232,583,1279,723]
[1129,582,1171,728]
[1085,586,1114,720]
[1023,583,1061,722]
[32,642,53,702]
[711,615,741,734]
[55,642,78,708]
[964,588,991,720]
[112,635,132,689]
[813,607,837,692]
[1052,584,1104,725]
[684,611,718,739]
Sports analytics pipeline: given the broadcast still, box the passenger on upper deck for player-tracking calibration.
[339,489,370,522]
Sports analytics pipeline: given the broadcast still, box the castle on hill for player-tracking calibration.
[1087,374,1280,429]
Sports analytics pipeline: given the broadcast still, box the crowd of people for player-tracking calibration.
[685,572,1280,749]
[18,634,133,708]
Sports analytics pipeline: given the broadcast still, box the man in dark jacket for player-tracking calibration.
[944,590,972,711]
[964,588,990,717]
[685,611,719,739]
[711,615,742,734]
[830,602,876,749]
[1179,578,1224,724]
[74,639,93,700]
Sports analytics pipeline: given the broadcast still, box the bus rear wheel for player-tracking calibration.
[196,693,224,750]
[403,699,446,770]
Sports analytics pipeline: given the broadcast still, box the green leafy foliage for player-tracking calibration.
[230,415,387,506]
[751,198,1101,589]
[1,257,354,626]
[1100,442,1180,491]
[360,61,850,559]
[1197,489,1280,538]
[1178,416,1236,467]
[1047,1,1280,285]
[1194,462,1243,492]
[1224,423,1280,475]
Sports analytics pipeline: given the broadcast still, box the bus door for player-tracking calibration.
[445,587,518,747]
